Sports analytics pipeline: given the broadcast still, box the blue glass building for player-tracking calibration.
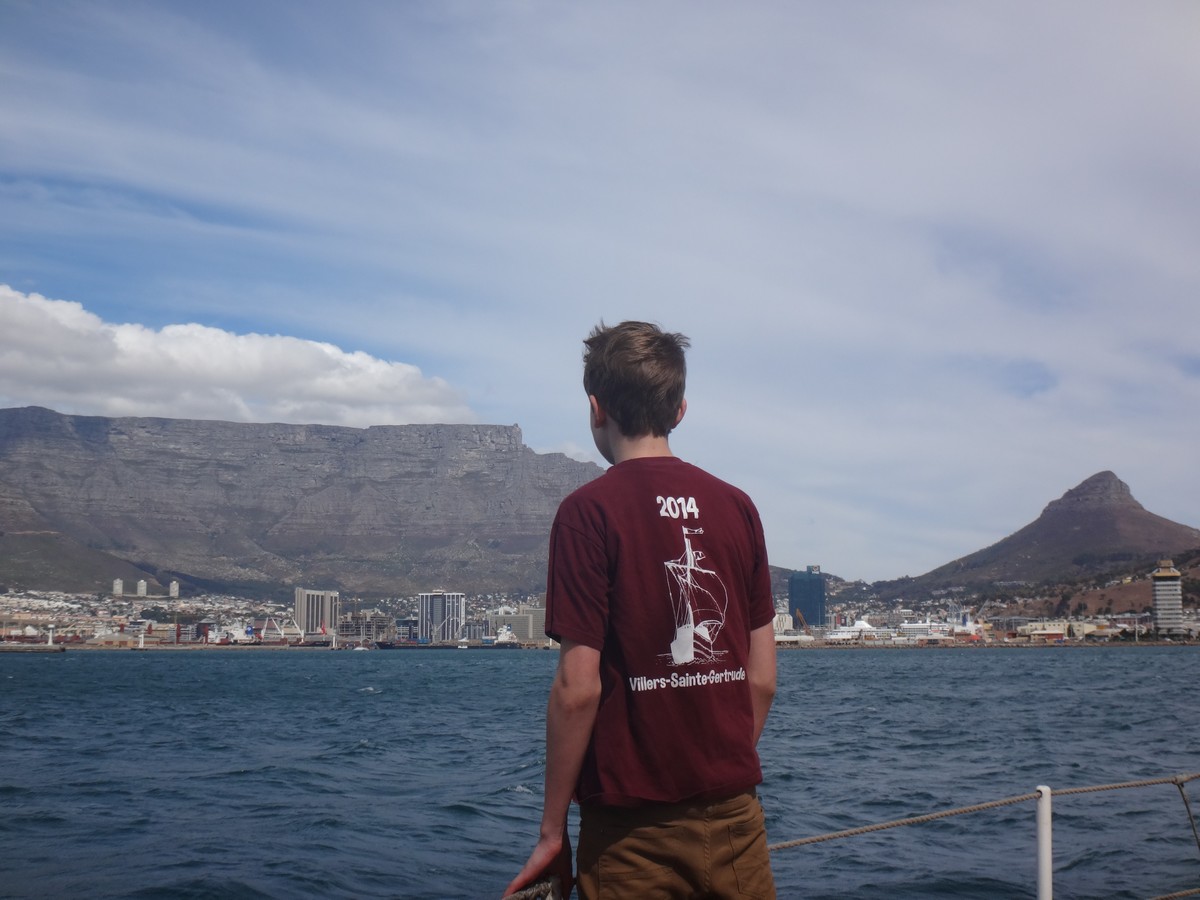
[788,565,826,630]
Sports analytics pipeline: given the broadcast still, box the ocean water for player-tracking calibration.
[1,646,1197,899]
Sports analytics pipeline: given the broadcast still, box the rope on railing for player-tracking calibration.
[767,791,1039,851]
[1050,773,1200,860]
[1052,773,1200,797]
[1176,776,1200,859]
[506,775,1200,898]
[768,772,1200,856]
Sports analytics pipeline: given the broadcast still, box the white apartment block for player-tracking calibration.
[1152,559,1184,635]
[293,587,340,638]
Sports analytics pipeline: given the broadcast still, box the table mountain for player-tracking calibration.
[0,406,602,597]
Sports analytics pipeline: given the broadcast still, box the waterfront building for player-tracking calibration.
[337,610,393,642]
[461,621,490,641]
[255,616,302,642]
[396,618,418,642]
[293,587,340,639]
[772,610,812,645]
[1152,559,1184,636]
[488,604,547,643]
[788,565,826,631]
[418,590,466,643]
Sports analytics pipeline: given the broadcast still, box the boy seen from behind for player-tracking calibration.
[505,321,777,899]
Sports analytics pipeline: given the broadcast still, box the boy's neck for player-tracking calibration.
[589,394,684,466]
[606,431,675,465]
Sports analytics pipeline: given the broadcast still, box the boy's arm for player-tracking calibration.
[503,638,602,898]
[747,622,777,745]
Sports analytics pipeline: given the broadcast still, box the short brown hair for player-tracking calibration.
[583,321,690,437]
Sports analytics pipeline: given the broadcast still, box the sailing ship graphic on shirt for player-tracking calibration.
[663,526,729,666]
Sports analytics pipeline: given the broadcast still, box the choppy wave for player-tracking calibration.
[1,647,1197,898]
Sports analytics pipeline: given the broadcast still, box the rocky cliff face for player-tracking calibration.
[1040,470,1145,517]
[0,407,602,596]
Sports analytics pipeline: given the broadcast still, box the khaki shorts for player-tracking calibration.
[576,791,775,900]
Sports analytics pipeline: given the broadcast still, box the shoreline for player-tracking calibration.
[775,639,1197,650]
[1,641,551,652]
[4,640,1194,653]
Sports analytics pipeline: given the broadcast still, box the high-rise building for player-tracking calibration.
[788,565,826,631]
[1152,559,1184,636]
[169,581,179,599]
[136,580,148,597]
[113,579,124,597]
[419,590,466,643]
[293,587,340,639]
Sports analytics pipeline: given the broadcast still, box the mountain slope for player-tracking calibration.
[917,471,1200,588]
[0,406,602,596]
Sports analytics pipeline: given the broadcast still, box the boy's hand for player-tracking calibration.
[503,826,572,898]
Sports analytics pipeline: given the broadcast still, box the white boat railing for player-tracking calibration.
[768,772,1200,899]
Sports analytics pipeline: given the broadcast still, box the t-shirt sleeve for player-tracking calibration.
[544,505,611,652]
[746,499,776,631]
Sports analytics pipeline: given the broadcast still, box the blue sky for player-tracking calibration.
[2,1,1198,582]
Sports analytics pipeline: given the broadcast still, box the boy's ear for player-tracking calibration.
[589,395,607,428]
[674,398,687,427]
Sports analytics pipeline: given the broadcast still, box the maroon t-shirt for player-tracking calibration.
[545,456,775,807]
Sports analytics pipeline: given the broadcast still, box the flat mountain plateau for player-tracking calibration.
[0,407,600,597]
[1,408,1197,602]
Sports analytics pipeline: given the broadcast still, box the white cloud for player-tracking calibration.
[0,286,475,427]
